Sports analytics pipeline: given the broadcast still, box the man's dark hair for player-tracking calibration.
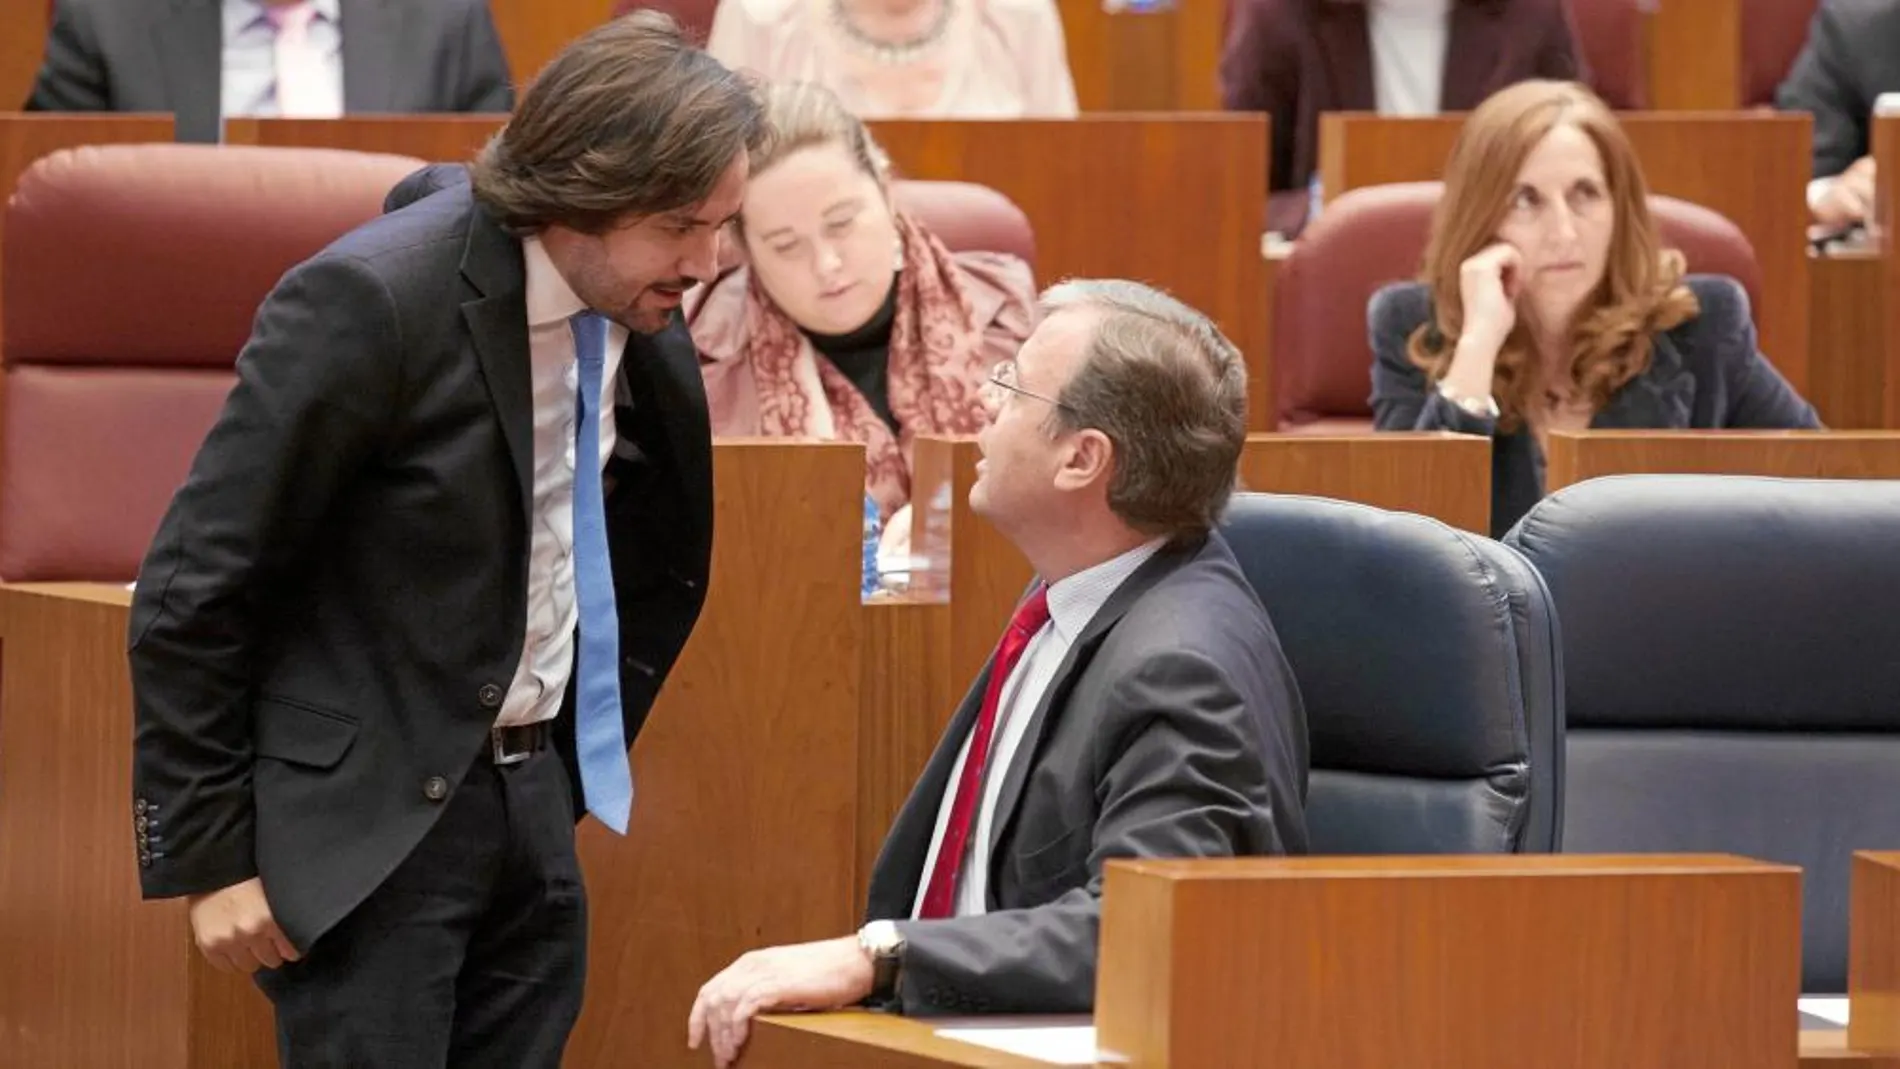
[469,11,766,234]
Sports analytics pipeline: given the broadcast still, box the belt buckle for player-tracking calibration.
[490,727,532,766]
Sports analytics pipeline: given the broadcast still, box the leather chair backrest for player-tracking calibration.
[1507,474,1900,992]
[1570,0,1647,108]
[1275,181,1763,428]
[892,180,1037,268]
[1222,493,1564,854]
[0,144,428,581]
[1742,0,1820,107]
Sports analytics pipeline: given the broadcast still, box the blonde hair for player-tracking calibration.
[740,82,891,231]
[1407,80,1698,431]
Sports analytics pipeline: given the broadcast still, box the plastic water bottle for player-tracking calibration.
[861,494,882,599]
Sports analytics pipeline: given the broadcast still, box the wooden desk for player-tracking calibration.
[1810,249,1886,430]
[1315,112,1811,393]
[1542,430,1900,492]
[911,432,1490,687]
[0,442,884,1069]
[1851,852,1900,1055]
[1055,0,1221,112]
[0,114,175,328]
[1645,0,1744,110]
[1874,115,1900,428]
[224,114,505,158]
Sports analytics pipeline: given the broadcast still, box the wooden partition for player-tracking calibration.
[1543,430,1900,492]
[1094,855,1802,1068]
[0,114,176,326]
[0,441,882,1069]
[858,594,955,907]
[1810,249,1885,430]
[912,432,1490,687]
[1316,111,1812,392]
[1878,115,1900,429]
[224,114,505,158]
[1055,0,1222,112]
[1645,0,1744,110]
[870,117,1273,427]
[1850,851,1900,1055]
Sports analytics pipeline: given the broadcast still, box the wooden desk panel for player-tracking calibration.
[0,0,47,116]
[1645,0,1744,110]
[1055,0,1221,112]
[869,117,1274,429]
[224,115,506,159]
[1851,852,1900,1055]
[859,597,954,912]
[1875,116,1900,428]
[1810,250,1886,429]
[1543,430,1900,491]
[1098,854,1802,1069]
[0,115,176,329]
[1316,112,1811,393]
[489,0,606,89]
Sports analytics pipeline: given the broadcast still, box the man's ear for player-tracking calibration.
[1053,428,1113,493]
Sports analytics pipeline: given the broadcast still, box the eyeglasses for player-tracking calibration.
[983,361,1073,415]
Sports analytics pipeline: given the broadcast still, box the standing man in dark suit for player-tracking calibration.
[1220,0,1588,235]
[26,0,515,144]
[686,280,1310,1067]
[1776,0,1900,234]
[128,13,763,1066]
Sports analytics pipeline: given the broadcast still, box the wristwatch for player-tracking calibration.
[858,920,906,1002]
[1436,380,1501,420]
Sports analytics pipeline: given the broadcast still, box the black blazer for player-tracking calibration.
[128,180,714,952]
[1776,0,1900,179]
[1369,275,1823,536]
[25,0,514,144]
[864,533,1310,1016]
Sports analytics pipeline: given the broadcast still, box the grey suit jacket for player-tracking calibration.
[25,0,514,144]
[1776,0,1900,178]
[864,532,1310,1016]
[1369,274,1822,536]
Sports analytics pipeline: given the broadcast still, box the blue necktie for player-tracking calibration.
[569,312,633,834]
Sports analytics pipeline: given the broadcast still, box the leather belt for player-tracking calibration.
[488,722,550,766]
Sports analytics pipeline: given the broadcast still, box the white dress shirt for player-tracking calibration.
[1367,0,1453,116]
[220,0,344,123]
[910,538,1167,918]
[493,237,629,728]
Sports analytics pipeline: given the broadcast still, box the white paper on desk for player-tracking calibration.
[1799,997,1850,1026]
[935,1024,1101,1064]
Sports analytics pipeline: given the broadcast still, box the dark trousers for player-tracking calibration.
[254,745,587,1068]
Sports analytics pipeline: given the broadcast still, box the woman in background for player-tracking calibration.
[707,0,1078,119]
[689,80,1038,552]
[1369,80,1819,535]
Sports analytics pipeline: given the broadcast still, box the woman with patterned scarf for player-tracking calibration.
[689,80,1039,556]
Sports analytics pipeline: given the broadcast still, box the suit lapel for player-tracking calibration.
[1593,330,1696,429]
[1315,1,1375,111]
[458,196,535,518]
[154,0,222,142]
[983,538,1203,863]
[1442,0,1508,108]
[340,0,403,111]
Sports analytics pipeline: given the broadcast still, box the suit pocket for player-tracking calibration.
[253,696,359,769]
[1008,822,1093,895]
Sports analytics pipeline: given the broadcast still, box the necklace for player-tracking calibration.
[829,0,955,65]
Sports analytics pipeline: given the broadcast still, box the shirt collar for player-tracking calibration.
[522,235,589,328]
[226,0,340,36]
[1043,538,1169,644]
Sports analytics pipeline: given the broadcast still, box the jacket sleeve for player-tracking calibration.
[1699,282,1824,430]
[129,254,401,900]
[25,0,110,112]
[1776,1,1867,179]
[1368,285,1500,436]
[1219,0,1301,195]
[888,648,1283,1016]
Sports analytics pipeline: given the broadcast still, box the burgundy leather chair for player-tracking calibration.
[612,0,719,43]
[1274,180,1764,430]
[0,144,428,580]
[1569,0,1647,109]
[1742,0,1820,107]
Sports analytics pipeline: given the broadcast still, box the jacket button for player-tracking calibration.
[134,798,148,816]
[423,776,450,802]
[137,851,152,868]
[478,683,504,708]
[135,815,149,834]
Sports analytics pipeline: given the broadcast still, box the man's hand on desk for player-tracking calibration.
[688,936,875,1067]
[1812,156,1878,232]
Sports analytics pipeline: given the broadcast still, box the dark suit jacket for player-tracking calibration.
[1220,0,1585,234]
[864,533,1310,1016]
[1368,275,1823,536]
[1776,0,1900,179]
[128,180,714,952]
[25,0,514,144]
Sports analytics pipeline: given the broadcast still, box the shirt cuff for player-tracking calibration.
[1807,176,1834,214]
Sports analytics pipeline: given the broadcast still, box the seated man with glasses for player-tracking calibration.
[687,279,1311,1068]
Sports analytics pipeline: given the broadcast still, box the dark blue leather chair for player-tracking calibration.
[1507,474,1900,993]
[1222,493,1564,854]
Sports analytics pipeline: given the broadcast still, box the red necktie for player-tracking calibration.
[917,585,1052,919]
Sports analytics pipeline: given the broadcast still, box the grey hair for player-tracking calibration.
[1037,279,1249,537]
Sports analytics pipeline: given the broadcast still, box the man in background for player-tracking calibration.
[1777,0,1900,236]
[26,0,514,143]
